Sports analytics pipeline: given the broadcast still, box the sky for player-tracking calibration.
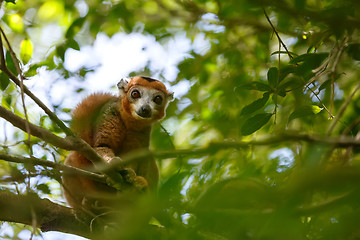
[28,31,197,111]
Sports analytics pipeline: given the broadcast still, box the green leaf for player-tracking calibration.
[243,82,272,91]
[0,72,10,90]
[25,63,41,77]
[289,53,328,64]
[241,92,270,116]
[319,79,331,91]
[5,51,17,74]
[68,39,80,51]
[288,105,322,123]
[178,57,202,80]
[65,17,86,39]
[346,43,360,61]
[241,113,273,136]
[5,0,16,3]
[56,44,66,61]
[20,38,33,64]
[159,171,188,199]
[267,67,279,88]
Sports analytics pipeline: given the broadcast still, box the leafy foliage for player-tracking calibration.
[1,0,360,239]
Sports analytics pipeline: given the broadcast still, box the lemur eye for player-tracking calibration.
[153,95,163,105]
[131,90,141,99]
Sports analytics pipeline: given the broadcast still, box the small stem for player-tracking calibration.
[263,8,293,60]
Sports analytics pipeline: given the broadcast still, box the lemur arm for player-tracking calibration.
[93,102,126,163]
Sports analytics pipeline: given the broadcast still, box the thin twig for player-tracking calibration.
[306,86,334,118]
[263,9,293,60]
[329,37,349,117]
[328,83,360,136]
[0,28,33,155]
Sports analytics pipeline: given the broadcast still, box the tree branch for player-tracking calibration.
[0,105,124,184]
[0,106,74,150]
[0,153,105,183]
[100,133,360,172]
[0,191,92,238]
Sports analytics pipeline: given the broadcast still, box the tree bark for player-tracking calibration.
[0,191,92,238]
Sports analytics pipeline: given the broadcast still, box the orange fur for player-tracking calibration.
[62,77,172,210]
[126,76,170,94]
[71,93,116,145]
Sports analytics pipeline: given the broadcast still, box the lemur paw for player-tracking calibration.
[119,169,148,192]
[134,176,149,192]
[119,168,136,184]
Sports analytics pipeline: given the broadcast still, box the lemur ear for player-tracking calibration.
[167,91,174,101]
[117,77,130,95]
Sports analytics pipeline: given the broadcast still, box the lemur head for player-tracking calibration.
[117,76,174,125]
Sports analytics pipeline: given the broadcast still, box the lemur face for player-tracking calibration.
[118,76,174,122]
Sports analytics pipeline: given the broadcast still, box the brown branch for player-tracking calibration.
[0,191,92,238]
[100,133,360,172]
[0,105,123,183]
[0,106,74,150]
[0,153,105,183]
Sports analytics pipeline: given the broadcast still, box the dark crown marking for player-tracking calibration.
[141,76,158,82]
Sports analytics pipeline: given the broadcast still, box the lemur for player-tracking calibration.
[62,76,174,209]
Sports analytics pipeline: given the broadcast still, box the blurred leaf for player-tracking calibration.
[290,53,328,65]
[56,44,66,61]
[151,124,175,151]
[24,64,40,77]
[20,38,33,64]
[65,17,86,39]
[67,39,80,51]
[346,43,360,61]
[319,79,331,91]
[243,82,272,91]
[241,113,273,136]
[0,72,10,90]
[288,105,322,123]
[178,56,203,80]
[241,92,270,116]
[159,171,188,201]
[5,51,17,74]
[38,1,64,21]
[267,67,279,88]
[7,13,23,32]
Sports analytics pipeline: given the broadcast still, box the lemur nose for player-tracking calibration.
[138,105,152,118]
